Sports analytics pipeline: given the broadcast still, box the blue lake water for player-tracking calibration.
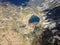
[0,0,30,6]
[29,15,40,23]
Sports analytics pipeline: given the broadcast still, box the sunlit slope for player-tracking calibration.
[0,4,45,45]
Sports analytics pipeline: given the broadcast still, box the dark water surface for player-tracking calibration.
[29,15,40,23]
[0,0,30,6]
